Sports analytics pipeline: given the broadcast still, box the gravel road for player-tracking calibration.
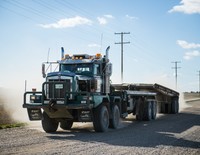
[0,101,200,155]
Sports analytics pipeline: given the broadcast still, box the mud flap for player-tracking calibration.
[27,108,42,120]
[78,110,92,122]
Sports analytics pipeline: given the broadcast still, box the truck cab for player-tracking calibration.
[24,47,115,132]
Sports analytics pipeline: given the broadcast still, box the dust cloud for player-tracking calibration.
[0,87,29,123]
[179,93,191,112]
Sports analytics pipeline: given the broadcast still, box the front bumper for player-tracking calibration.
[23,90,94,109]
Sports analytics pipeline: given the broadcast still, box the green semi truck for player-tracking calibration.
[23,47,179,132]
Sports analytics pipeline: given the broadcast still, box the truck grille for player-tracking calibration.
[45,79,71,99]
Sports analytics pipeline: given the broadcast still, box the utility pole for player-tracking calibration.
[198,71,200,96]
[171,61,181,90]
[115,32,130,83]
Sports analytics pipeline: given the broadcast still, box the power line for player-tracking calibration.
[0,4,40,23]
[171,61,181,90]
[115,32,130,83]
[6,0,57,21]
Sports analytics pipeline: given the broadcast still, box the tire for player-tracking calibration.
[60,120,73,130]
[151,101,157,120]
[136,98,144,121]
[143,101,152,121]
[136,108,143,121]
[41,111,58,133]
[93,105,109,132]
[171,99,179,114]
[109,105,120,129]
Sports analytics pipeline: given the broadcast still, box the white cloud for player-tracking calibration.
[169,0,200,14]
[177,40,200,49]
[39,16,92,28]
[97,17,107,25]
[104,14,114,18]
[125,14,138,20]
[183,50,200,60]
[177,40,200,60]
[88,43,101,48]
[97,14,114,25]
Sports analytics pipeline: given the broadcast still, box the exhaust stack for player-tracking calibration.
[105,46,112,94]
[61,47,65,59]
[105,46,110,61]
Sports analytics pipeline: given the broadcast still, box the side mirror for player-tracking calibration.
[42,64,46,78]
[106,63,112,76]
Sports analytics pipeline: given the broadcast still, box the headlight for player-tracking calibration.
[83,96,92,101]
[88,96,92,100]
[30,95,36,100]
[30,95,42,103]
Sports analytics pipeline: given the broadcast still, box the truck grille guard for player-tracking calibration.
[23,81,93,109]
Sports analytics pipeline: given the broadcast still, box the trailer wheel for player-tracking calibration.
[93,105,109,132]
[143,101,152,121]
[136,98,144,121]
[60,120,73,130]
[136,107,143,121]
[109,104,120,129]
[42,111,58,133]
[151,101,157,120]
[171,99,179,114]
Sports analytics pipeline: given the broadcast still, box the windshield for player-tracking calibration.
[60,63,93,76]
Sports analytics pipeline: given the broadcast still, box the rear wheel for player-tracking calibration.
[143,101,152,121]
[42,111,58,133]
[136,98,144,121]
[171,99,179,114]
[93,105,109,132]
[109,104,120,129]
[151,101,157,120]
[60,120,73,130]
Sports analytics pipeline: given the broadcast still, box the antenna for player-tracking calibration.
[25,80,27,92]
[100,33,103,52]
[47,48,50,63]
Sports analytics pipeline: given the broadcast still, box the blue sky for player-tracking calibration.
[0,0,200,93]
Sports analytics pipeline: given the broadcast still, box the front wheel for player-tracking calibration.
[109,104,120,129]
[60,120,73,130]
[93,105,109,132]
[41,111,58,133]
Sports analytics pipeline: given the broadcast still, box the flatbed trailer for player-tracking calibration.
[111,83,179,117]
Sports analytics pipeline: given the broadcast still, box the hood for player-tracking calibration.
[47,71,76,77]
[75,75,92,81]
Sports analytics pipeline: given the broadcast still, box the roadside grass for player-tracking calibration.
[0,104,27,129]
[0,123,27,129]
